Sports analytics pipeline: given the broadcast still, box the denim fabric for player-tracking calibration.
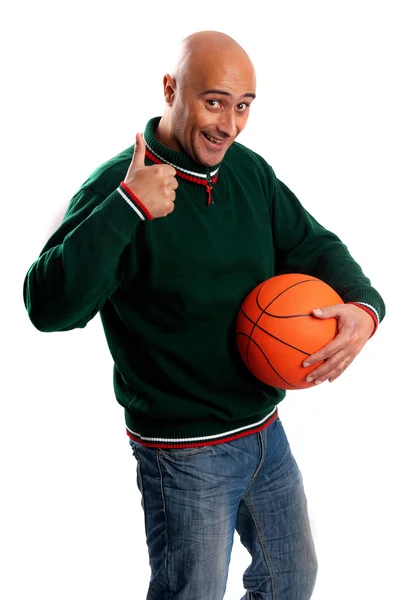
[129,417,317,599]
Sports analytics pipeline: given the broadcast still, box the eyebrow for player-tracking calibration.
[200,89,256,100]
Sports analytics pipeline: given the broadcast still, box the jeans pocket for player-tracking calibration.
[158,445,215,461]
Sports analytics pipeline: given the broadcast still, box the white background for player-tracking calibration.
[1,1,400,598]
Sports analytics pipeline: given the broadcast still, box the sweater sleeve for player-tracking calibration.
[23,185,146,332]
[268,169,386,325]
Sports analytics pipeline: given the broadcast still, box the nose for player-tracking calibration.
[216,110,238,138]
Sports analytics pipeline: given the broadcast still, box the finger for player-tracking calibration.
[312,304,344,319]
[166,202,175,215]
[303,334,346,367]
[170,177,179,190]
[160,166,177,179]
[306,350,355,384]
[132,133,146,168]
[163,199,175,216]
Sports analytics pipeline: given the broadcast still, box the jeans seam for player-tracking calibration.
[241,432,277,599]
[137,458,145,512]
[130,442,145,512]
[242,495,277,600]
[156,450,171,598]
[243,431,265,497]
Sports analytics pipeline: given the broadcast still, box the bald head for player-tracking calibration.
[171,31,255,87]
[156,31,257,167]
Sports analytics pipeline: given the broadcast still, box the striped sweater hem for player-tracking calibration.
[126,406,278,448]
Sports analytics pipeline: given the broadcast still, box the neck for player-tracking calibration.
[154,115,182,152]
[143,116,221,178]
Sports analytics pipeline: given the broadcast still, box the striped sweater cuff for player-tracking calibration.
[117,182,153,220]
[347,302,379,338]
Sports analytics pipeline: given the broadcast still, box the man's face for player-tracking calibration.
[166,54,256,167]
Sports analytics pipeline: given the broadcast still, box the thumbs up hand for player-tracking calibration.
[123,133,178,218]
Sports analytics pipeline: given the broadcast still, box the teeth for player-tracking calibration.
[205,133,222,144]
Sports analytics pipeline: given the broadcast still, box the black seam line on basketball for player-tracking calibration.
[236,332,301,390]
[239,306,310,356]
[246,280,283,366]
[260,312,312,319]
[256,279,320,313]
[245,279,314,366]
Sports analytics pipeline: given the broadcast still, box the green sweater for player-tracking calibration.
[24,117,385,448]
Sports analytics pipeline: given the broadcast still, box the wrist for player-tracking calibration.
[119,182,153,220]
[347,302,378,338]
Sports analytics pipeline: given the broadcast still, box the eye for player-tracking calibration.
[237,102,250,112]
[207,99,221,109]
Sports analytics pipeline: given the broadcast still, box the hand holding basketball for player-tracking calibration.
[303,303,376,385]
[236,273,375,390]
[123,133,178,218]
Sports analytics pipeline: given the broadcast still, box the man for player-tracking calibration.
[23,30,385,600]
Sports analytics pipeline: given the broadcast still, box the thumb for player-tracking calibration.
[131,133,146,168]
[312,305,339,319]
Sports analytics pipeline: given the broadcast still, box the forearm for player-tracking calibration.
[24,187,143,332]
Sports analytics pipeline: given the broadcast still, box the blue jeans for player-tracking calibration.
[129,417,317,599]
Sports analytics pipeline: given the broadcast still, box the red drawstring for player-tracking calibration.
[206,183,213,206]
[145,146,217,206]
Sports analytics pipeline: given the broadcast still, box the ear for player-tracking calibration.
[163,74,176,105]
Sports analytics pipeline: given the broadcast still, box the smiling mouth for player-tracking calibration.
[202,132,225,146]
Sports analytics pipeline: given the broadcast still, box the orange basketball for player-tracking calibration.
[236,273,344,390]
